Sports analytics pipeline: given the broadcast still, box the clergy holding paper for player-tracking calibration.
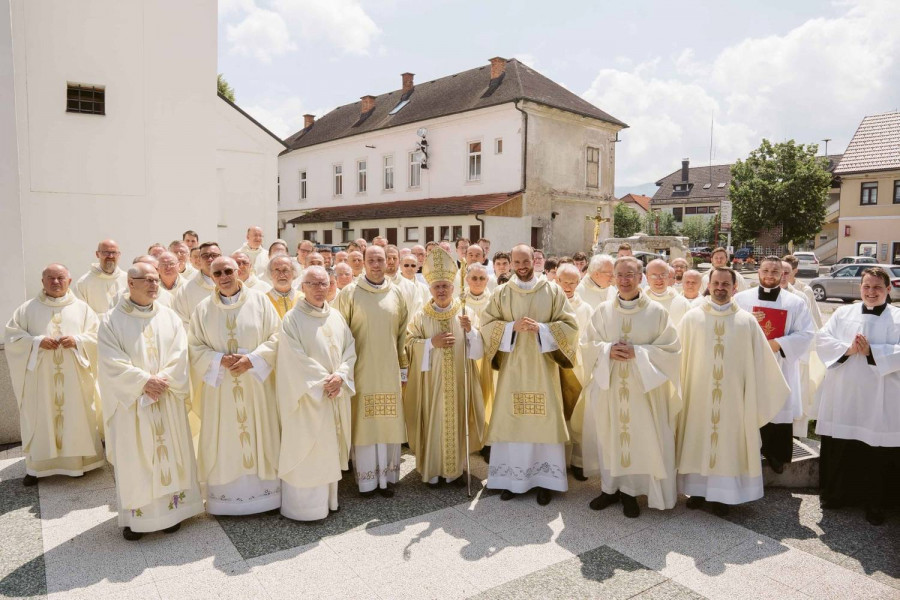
[480,244,579,506]
[405,248,485,487]
[580,256,682,518]
[189,256,282,515]
[815,267,900,526]
[676,268,790,515]
[5,264,105,486]
[98,263,202,540]
[276,266,356,521]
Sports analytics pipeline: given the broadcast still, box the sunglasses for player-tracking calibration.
[212,268,235,277]
[201,253,222,260]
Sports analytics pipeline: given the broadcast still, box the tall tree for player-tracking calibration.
[643,211,677,236]
[614,202,643,238]
[217,73,236,102]
[680,215,714,246]
[730,139,831,245]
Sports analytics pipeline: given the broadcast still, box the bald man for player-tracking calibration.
[680,270,704,305]
[235,226,268,276]
[6,264,105,486]
[232,251,271,295]
[645,259,692,327]
[347,250,364,277]
[74,239,128,315]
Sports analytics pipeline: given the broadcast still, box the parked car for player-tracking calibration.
[829,255,877,273]
[690,247,712,260]
[609,250,661,267]
[810,264,900,303]
[793,251,820,276]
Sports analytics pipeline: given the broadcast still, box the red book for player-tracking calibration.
[752,306,788,340]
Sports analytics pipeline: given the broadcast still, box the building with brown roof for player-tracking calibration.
[650,159,732,224]
[277,57,626,254]
[617,193,651,214]
[832,111,900,263]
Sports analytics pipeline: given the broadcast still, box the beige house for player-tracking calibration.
[833,111,900,264]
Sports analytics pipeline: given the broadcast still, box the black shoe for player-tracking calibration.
[500,489,516,501]
[536,488,552,506]
[427,481,441,489]
[453,474,468,488]
[480,446,491,461]
[22,474,38,487]
[621,493,640,518]
[571,467,588,482]
[329,505,341,514]
[686,496,705,510]
[589,491,620,511]
[768,458,785,474]
[710,502,730,517]
[163,523,181,534]
[359,489,376,499]
[378,486,395,498]
[122,527,143,541]
[865,507,885,526]
[820,497,844,510]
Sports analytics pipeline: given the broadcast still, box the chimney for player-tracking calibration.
[489,57,507,80]
[303,114,315,128]
[681,158,690,182]
[360,95,376,114]
[401,72,414,94]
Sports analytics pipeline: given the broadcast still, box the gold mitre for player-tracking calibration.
[423,247,458,285]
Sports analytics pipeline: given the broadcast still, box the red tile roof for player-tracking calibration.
[619,193,651,212]
[286,191,523,224]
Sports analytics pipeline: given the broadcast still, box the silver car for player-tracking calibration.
[810,264,900,302]
[829,255,877,273]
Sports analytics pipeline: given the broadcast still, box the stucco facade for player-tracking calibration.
[836,170,900,263]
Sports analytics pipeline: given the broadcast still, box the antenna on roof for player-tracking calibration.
[709,111,714,183]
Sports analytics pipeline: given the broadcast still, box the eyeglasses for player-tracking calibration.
[647,273,667,280]
[616,272,639,280]
[272,267,293,276]
[302,282,329,289]
[132,277,160,285]
[99,251,120,257]
[401,263,418,268]
[212,268,235,277]
[201,252,222,260]
[467,276,488,281]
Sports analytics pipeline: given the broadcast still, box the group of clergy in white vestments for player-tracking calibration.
[5,230,899,544]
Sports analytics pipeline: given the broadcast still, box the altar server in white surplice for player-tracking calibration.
[733,256,814,474]
[99,263,202,541]
[5,264,105,486]
[276,266,356,521]
[189,256,281,515]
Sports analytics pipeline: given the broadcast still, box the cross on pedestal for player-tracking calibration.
[586,206,611,247]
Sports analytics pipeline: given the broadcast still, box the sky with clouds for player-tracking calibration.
[218,0,900,193]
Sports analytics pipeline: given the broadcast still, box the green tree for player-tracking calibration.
[680,215,713,246]
[643,211,677,236]
[613,202,643,238]
[217,73,236,102]
[730,139,831,245]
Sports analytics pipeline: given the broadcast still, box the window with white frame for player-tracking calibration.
[586,146,600,188]
[409,152,421,188]
[299,170,307,201]
[384,155,394,191]
[467,141,482,181]
[358,160,367,193]
[333,165,343,196]
[495,138,503,154]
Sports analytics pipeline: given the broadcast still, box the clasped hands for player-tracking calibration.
[844,333,871,357]
[39,336,77,350]
[323,374,343,399]
[220,354,253,376]
[142,374,169,401]
[609,341,636,362]
[430,315,473,349]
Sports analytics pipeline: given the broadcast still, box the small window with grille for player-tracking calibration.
[67,84,105,115]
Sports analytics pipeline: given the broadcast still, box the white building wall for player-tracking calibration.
[278,103,523,213]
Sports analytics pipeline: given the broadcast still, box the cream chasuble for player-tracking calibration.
[180,263,197,281]
[647,288,693,327]
[465,290,495,425]
[335,278,409,446]
[5,292,104,477]
[405,299,486,482]
[74,265,127,315]
[98,298,203,532]
[188,288,281,514]
[172,272,216,325]
[675,300,791,504]
[575,277,616,310]
[580,294,682,510]
[562,293,593,469]
[702,269,749,294]
[815,303,900,447]
[390,273,426,317]
[236,243,269,277]
[244,274,272,295]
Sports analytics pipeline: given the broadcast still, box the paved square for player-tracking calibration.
[0,444,897,599]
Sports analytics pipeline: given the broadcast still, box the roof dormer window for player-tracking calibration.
[389,99,410,115]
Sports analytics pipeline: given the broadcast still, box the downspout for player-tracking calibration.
[475,212,486,239]
[514,101,528,192]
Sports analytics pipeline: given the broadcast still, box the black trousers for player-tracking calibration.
[820,435,900,509]
[760,422,793,465]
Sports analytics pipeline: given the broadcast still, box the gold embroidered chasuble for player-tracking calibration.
[98,297,199,511]
[579,295,682,495]
[172,271,216,325]
[266,288,300,319]
[74,264,127,315]
[464,290,495,424]
[404,299,486,481]
[335,277,410,446]
[188,289,281,487]
[479,276,578,445]
[276,301,356,488]
[5,292,104,475]
[647,288,693,327]
[561,294,593,425]
[675,300,789,478]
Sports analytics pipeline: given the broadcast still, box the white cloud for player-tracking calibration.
[584,0,900,188]
[221,0,381,61]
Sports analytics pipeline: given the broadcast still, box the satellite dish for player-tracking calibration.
[417,128,427,137]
